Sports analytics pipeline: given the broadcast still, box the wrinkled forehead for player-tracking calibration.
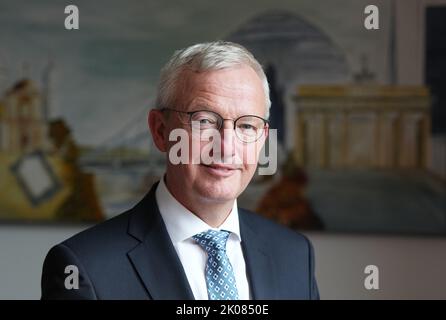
[174,66,266,118]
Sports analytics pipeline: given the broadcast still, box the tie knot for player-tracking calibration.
[192,229,230,255]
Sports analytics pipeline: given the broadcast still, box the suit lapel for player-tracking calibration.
[127,182,194,300]
[239,210,277,300]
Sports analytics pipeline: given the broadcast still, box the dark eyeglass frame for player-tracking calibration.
[160,107,269,143]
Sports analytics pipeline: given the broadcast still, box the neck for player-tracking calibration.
[164,174,234,228]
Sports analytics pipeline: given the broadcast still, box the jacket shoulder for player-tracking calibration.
[60,210,137,260]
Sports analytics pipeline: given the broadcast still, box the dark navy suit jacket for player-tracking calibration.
[41,182,320,300]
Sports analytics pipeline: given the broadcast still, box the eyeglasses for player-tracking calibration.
[161,108,269,143]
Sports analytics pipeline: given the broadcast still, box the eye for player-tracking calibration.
[199,118,215,125]
[238,123,256,130]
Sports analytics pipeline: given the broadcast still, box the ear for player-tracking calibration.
[148,109,168,152]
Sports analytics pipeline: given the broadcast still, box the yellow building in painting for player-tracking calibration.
[293,85,431,169]
[0,79,49,153]
[0,79,104,222]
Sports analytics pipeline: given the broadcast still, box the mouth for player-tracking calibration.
[200,163,241,177]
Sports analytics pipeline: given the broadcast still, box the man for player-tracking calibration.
[41,41,319,300]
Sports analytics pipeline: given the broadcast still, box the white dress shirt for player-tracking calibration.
[155,177,251,300]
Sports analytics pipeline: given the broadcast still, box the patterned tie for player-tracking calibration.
[192,229,239,300]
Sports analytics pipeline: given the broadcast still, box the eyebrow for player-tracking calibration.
[188,105,213,112]
[186,102,266,119]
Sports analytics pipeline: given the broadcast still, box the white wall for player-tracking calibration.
[0,225,445,299]
[308,232,446,299]
[0,224,89,300]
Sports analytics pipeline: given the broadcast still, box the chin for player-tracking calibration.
[194,179,240,203]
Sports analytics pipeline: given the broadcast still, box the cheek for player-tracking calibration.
[242,163,257,178]
[237,141,263,165]
[169,164,203,190]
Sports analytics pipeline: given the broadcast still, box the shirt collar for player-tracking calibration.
[155,176,241,244]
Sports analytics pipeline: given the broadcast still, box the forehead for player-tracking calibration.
[177,65,266,117]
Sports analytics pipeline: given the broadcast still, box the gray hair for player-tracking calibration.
[155,41,271,119]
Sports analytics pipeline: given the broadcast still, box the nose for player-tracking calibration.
[220,120,236,161]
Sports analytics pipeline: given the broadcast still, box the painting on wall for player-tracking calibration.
[0,0,444,235]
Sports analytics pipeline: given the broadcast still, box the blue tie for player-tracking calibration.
[192,229,239,300]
